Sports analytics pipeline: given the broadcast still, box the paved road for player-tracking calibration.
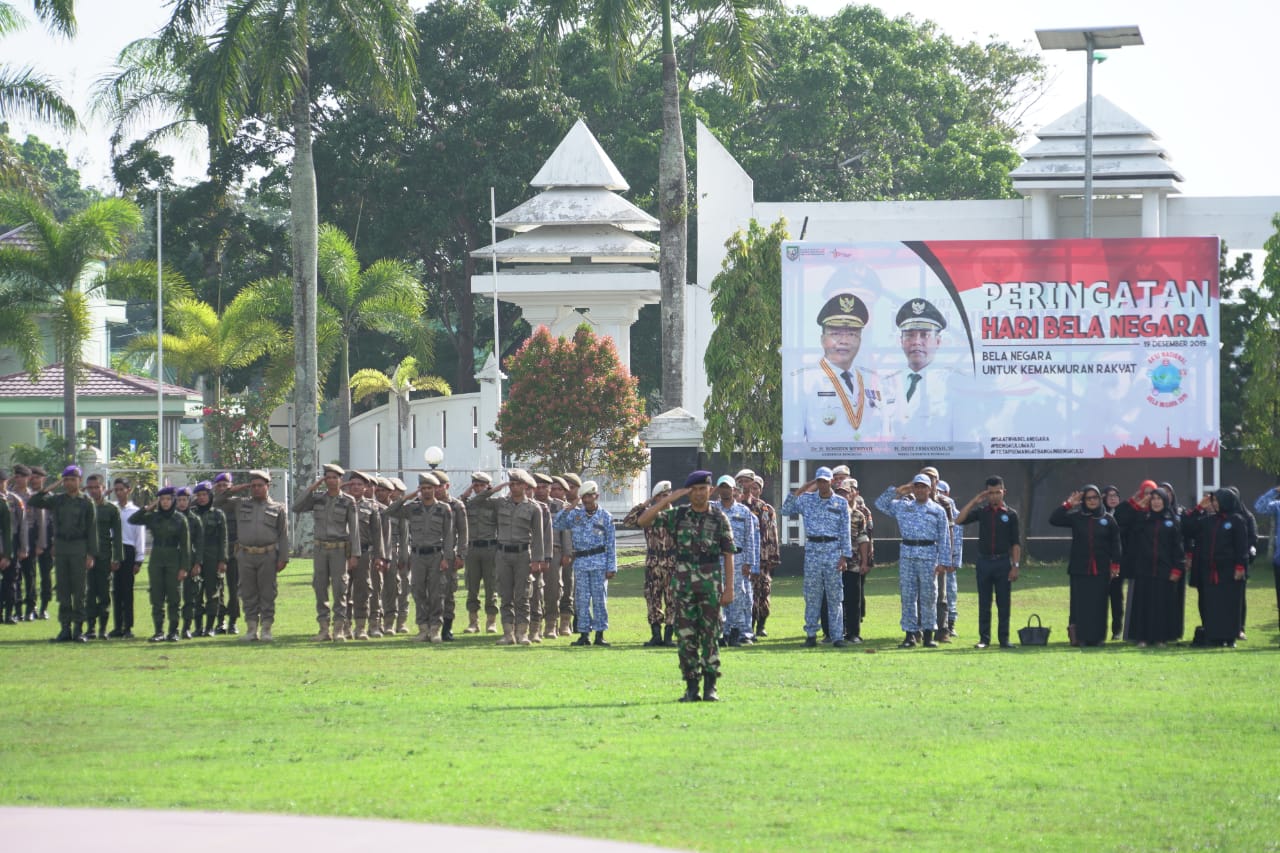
[0,807,680,852]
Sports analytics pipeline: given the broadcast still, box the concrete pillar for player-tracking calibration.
[1141,191,1162,237]
[1029,191,1055,239]
[473,353,505,473]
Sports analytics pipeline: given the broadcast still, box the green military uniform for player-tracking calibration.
[28,487,98,640]
[128,500,191,641]
[88,498,124,637]
[180,503,205,638]
[193,498,229,636]
[649,498,734,689]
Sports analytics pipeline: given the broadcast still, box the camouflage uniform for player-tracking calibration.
[741,494,779,628]
[649,504,734,680]
[781,490,852,642]
[622,502,676,627]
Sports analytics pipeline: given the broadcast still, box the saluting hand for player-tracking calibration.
[1066,490,1083,507]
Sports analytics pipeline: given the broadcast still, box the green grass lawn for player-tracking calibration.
[2,553,1278,851]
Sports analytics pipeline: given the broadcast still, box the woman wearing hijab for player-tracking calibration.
[1182,489,1250,647]
[1102,485,1128,640]
[1125,488,1185,647]
[1050,485,1122,646]
[128,487,192,642]
[1158,482,1190,639]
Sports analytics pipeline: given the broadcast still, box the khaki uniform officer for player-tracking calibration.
[386,472,454,643]
[481,469,547,646]
[557,472,582,634]
[215,470,289,642]
[292,463,360,641]
[542,476,573,639]
[461,472,499,634]
[432,471,468,641]
[376,477,411,634]
[365,476,393,638]
[526,474,555,643]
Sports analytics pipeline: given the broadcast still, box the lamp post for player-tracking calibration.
[424,445,444,473]
[1035,26,1143,238]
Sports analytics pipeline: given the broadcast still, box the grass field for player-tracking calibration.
[2,552,1278,851]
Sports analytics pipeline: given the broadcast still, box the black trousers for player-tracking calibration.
[1108,575,1124,636]
[223,555,240,622]
[20,548,37,611]
[976,555,1013,644]
[37,549,53,609]
[112,545,137,630]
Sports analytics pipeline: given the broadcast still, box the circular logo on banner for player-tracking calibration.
[1146,352,1189,408]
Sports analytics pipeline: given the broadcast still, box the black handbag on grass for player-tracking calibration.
[1018,613,1051,646]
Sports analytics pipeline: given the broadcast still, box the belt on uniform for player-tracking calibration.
[317,539,348,550]
[574,546,606,559]
[415,546,442,555]
[807,535,837,543]
[980,552,1009,559]
[732,547,743,554]
[498,543,527,553]
[239,544,275,555]
[677,553,721,565]
[902,539,936,547]
[470,539,497,548]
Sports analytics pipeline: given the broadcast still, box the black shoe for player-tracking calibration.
[182,629,193,640]
[727,628,743,647]
[833,639,848,648]
[122,629,134,639]
[51,625,73,643]
[227,621,239,635]
[662,625,675,646]
[39,609,49,620]
[108,628,125,638]
[593,631,609,647]
[805,635,817,647]
[898,633,917,649]
[922,630,938,649]
[26,609,38,621]
[644,623,663,647]
[149,632,166,642]
[82,628,97,640]
[679,679,701,703]
[166,632,180,642]
[975,639,990,649]
[572,633,591,646]
[756,617,768,638]
[999,640,1016,649]
[442,618,455,641]
[702,674,719,702]
[850,636,864,644]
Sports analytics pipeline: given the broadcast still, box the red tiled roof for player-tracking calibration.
[0,363,202,399]
[0,223,38,251]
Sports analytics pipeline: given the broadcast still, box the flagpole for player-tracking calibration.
[156,189,164,487]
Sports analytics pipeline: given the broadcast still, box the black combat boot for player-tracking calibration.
[572,632,591,646]
[442,618,454,641]
[805,635,817,647]
[756,616,768,638]
[897,632,916,649]
[702,673,719,702]
[644,623,663,647]
[662,625,674,646]
[727,627,743,647]
[226,618,238,635]
[52,623,73,642]
[679,678,700,702]
[593,631,609,647]
[922,629,938,648]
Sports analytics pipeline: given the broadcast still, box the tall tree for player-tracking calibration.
[317,222,427,467]
[349,355,450,478]
[702,217,785,470]
[0,190,158,461]
[534,0,769,412]
[1240,215,1280,473]
[0,1,77,130]
[1216,243,1256,456]
[159,0,418,504]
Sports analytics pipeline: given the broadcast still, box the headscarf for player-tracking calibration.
[1158,481,1180,516]
[1214,488,1240,516]
[1147,487,1175,520]
[1079,484,1105,517]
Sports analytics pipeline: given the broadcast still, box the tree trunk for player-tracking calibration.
[291,83,319,549]
[62,351,76,466]
[396,394,407,481]
[658,0,686,413]
[338,335,352,467]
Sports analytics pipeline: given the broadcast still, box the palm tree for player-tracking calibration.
[0,1,78,130]
[158,0,419,493]
[350,356,450,478]
[317,222,427,467]
[122,283,282,405]
[534,0,767,411]
[0,190,159,461]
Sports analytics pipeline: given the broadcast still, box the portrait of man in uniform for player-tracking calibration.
[787,291,893,444]
[884,297,970,443]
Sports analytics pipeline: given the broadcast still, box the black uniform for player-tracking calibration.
[957,501,1020,646]
[1182,490,1250,646]
[1049,493,1121,646]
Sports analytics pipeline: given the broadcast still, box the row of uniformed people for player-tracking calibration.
[0,463,56,624]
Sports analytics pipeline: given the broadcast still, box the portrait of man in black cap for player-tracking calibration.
[885,297,967,442]
[786,291,892,444]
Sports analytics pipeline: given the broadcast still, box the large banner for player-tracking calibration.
[781,238,1220,460]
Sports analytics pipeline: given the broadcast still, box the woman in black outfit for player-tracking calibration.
[1183,489,1250,647]
[1124,488,1185,647]
[1049,485,1122,647]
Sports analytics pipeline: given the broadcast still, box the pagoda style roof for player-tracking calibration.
[0,363,200,399]
[496,187,658,233]
[530,119,629,190]
[474,225,658,265]
[1011,96,1182,192]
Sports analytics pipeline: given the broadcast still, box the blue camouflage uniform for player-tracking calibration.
[781,490,852,640]
[553,504,616,632]
[937,484,963,626]
[875,487,950,633]
[719,499,759,639]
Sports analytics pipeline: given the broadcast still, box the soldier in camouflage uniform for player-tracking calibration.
[192,481,229,637]
[638,471,736,703]
[84,474,123,639]
[736,470,780,637]
[622,480,677,647]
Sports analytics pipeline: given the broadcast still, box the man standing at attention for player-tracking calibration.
[110,478,145,638]
[781,467,852,648]
[212,472,241,635]
[28,466,98,643]
[214,470,289,642]
[461,472,499,634]
[874,474,952,649]
[955,476,1021,650]
[637,471,735,702]
[432,471,468,642]
[386,472,455,643]
[715,475,758,647]
[292,463,361,642]
[477,469,547,646]
[735,470,779,639]
[555,480,617,647]
[84,474,123,639]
